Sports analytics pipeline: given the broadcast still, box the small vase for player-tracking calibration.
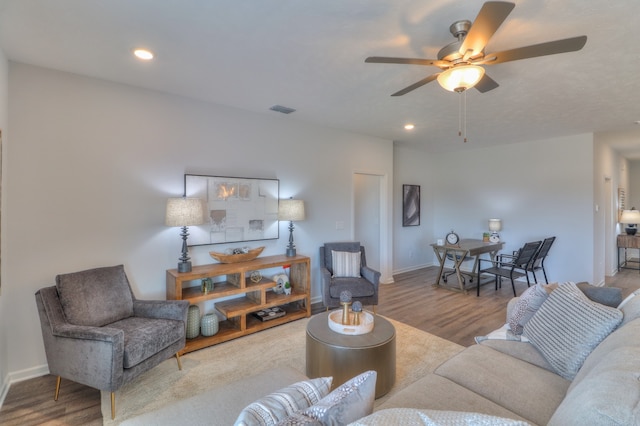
[201,313,219,336]
[186,305,200,339]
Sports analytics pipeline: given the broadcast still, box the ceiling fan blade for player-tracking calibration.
[459,1,515,58]
[391,73,440,96]
[477,35,587,65]
[474,74,499,93]
[365,56,450,68]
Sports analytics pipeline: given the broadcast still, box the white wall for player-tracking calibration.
[393,144,436,273]
[3,63,393,378]
[394,134,596,284]
[0,47,9,405]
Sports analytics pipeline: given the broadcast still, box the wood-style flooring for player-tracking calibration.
[2,266,638,425]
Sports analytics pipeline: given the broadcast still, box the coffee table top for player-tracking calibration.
[307,311,395,349]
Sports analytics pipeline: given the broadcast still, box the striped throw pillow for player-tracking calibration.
[331,250,361,278]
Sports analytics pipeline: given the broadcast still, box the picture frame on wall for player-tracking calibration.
[402,184,420,227]
[184,174,280,246]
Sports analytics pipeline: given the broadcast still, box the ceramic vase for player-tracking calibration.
[186,304,200,339]
[201,313,219,336]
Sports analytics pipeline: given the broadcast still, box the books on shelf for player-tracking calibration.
[252,306,286,322]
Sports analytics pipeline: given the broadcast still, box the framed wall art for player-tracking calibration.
[402,184,420,227]
[184,174,279,246]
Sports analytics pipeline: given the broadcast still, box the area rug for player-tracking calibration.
[101,316,464,425]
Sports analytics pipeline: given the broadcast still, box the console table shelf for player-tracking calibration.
[166,254,311,354]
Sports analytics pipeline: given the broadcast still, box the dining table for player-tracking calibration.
[430,238,505,294]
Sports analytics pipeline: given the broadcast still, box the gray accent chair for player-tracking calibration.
[320,242,381,310]
[35,264,189,419]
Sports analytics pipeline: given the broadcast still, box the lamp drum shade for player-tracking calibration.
[278,199,306,221]
[165,197,205,227]
[488,219,502,232]
[619,209,640,224]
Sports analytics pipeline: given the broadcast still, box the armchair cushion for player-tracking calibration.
[108,316,186,368]
[331,250,362,278]
[56,265,134,327]
[328,278,376,299]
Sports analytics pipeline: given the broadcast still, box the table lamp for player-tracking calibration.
[488,219,502,242]
[620,209,640,235]
[165,197,205,272]
[278,198,305,257]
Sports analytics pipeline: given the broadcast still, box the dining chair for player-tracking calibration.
[528,236,556,284]
[477,241,542,297]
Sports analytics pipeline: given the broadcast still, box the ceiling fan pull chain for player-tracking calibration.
[464,90,468,143]
[458,92,462,137]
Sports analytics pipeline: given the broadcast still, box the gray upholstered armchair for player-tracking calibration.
[320,242,381,311]
[34,264,189,419]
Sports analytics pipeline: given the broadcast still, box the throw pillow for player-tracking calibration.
[277,371,377,425]
[576,282,623,307]
[507,282,557,335]
[523,282,623,380]
[234,377,332,426]
[350,408,531,425]
[331,250,362,278]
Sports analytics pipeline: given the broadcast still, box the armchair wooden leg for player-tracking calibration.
[111,392,116,420]
[175,353,183,370]
[54,375,61,401]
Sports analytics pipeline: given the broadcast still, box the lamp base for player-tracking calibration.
[625,227,638,236]
[178,261,192,273]
[286,248,297,257]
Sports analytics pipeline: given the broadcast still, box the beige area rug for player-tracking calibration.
[102,316,464,425]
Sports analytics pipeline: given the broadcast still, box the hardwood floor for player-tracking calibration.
[2,266,638,425]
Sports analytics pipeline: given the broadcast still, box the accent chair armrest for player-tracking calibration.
[361,265,381,287]
[52,322,124,343]
[133,299,189,323]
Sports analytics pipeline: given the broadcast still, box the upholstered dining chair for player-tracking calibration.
[319,242,381,312]
[477,241,542,297]
[35,264,189,419]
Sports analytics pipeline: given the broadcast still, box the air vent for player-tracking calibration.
[269,105,296,114]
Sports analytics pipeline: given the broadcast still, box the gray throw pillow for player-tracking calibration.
[507,283,554,335]
[523,282,622,380]
[576,282,623,307]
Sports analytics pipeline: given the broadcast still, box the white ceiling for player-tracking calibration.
[1,0,640,157]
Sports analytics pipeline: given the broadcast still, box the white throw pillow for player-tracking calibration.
[523,282,622,380]
[331,250,362,278]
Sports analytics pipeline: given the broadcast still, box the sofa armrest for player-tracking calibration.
[133,299,189,323]
[361,265,381,287]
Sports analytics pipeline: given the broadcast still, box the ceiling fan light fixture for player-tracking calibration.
[437,65,485,92]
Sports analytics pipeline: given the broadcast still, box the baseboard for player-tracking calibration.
[392,262,434,275]
[0,364,49,410]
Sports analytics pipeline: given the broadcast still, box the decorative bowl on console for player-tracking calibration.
[209,246,265,263]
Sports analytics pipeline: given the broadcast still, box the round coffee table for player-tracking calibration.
[306,311,396,398]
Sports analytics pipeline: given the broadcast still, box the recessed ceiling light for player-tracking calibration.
[133,48,154,61]
[404,124,415,130]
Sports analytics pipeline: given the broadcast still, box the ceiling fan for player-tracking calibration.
[365,1,587,96]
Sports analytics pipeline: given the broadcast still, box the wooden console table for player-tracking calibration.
[617,234,640,271]
[167,254,311,354]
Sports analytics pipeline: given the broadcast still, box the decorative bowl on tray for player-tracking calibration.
[209,246,265,263]
[328,310,375,335]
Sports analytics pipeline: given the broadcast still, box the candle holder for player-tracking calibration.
[340,290,353,325]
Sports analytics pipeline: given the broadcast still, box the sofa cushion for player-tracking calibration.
[331,250,362,278]
[234,376,332,426]
[434,344,569,426]
[56,264,134,327]
[377,373,530,423]
[548,319,640,425]
[350,408,532,426]
[620,291,640,326]
[279,371,376,425]
[523,282,623,380]
[477,339,554,372]
[109,316,184,368]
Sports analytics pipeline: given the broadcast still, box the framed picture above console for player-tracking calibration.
[184,174,279,245]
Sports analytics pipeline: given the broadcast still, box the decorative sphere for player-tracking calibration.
[340,290,352,303]
[352,301,363,312]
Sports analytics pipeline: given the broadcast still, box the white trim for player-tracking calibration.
[0,364,49,410]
